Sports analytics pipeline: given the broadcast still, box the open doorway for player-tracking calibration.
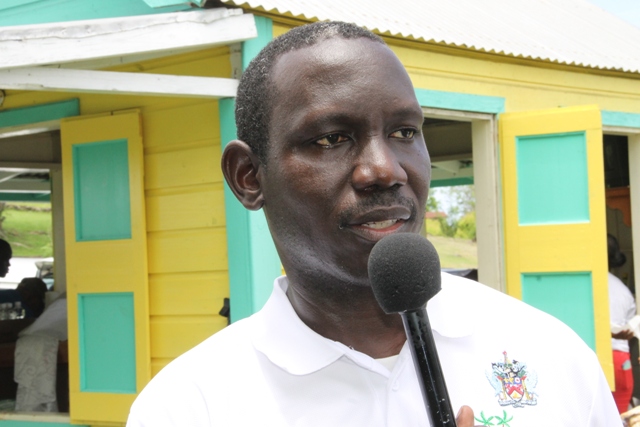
[601,129,640,410]
[422,108,503,291]
[0,130,69,413]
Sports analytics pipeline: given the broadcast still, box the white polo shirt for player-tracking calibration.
[127,273,619,427]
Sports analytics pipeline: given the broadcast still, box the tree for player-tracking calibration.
[0,202,5,240]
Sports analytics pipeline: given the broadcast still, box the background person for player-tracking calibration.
[0,239,11,278]
[609,233,637,413]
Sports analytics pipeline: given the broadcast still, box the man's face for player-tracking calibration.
[259,37,430,287]
[0,255,10,278]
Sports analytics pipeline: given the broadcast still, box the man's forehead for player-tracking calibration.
[272,37,395,82]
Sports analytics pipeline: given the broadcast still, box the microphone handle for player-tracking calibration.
[401,309,457,427]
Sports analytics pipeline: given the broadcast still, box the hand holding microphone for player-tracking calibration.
[368,233,460,427]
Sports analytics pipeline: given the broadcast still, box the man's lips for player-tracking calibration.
[343,207,412,242]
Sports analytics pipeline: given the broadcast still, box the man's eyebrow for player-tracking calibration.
[304,105,424,127]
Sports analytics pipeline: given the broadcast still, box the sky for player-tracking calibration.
[585,0,640,28]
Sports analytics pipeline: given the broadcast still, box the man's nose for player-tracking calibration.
[351,138,408,191]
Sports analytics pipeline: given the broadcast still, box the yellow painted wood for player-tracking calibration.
[61,111,150,425]
[150,316,226,358]
[142,101,219,150]
[147,228,228,274]
[500,105,613,387]
[146,184,226,231]
[149,271,229,316]
[144,144,223,190]
[71,391,135,426]
[151,359,173,378]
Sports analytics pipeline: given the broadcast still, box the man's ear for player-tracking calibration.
[221,140,264,211]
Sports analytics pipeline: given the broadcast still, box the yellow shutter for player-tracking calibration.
[61,110,150,424]
[500,105,612,387]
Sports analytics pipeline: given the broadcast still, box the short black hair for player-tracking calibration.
[607,233,626,269]
[235,21,385,164]
[0,239,11,260]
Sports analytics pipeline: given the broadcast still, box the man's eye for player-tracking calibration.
[315,134,348,148]
[390,129,416,139]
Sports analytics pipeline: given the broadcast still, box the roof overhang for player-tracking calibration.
[0,8,257,98]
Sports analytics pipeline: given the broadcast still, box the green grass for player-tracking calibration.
[1,203,53,257]
[427,234,477,269]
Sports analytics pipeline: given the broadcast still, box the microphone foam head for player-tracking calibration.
[368,233,441,313]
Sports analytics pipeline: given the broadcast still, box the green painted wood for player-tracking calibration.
[0,0,189,27]
[241,16,273,70]
[0,0,40,13]
[414,88,505,114]
[72,139,131,241]
[521,272,595,350]
[430,177,474,188]
[516,132,589,225]
[0,421,88,426]
[0,193,50,202]
[0,99,79,128]
[143,0,205,7]
[602,110,640,129]
[220,98,281,323]
[78,293,136,393]
[220,16,282,322]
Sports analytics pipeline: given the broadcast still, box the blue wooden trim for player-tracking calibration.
[0,99,79,128]
[0,421,88,426]
[78,293,136,393]
[72,139,132,241]
[142,0,205,7]
[0,0,189,26]
[602,110,640,129]
[0,0,41,12]
[0,193,50,202]
[430,177,474,188]
[220,108,280,322]
[242,16,273,70]
[516,132,589,225]
[220,16,281,322]
[414,88,505,114]
[522,272,595,350]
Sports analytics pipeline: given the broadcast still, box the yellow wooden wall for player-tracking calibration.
[2,46,233,380]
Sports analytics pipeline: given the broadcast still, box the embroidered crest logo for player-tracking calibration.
[485,351,538,408]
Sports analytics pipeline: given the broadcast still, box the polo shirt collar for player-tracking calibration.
[251,274,476,376]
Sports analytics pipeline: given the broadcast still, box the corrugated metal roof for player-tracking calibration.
[222,0,640,73]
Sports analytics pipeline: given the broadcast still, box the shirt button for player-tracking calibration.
[392,382,400,391]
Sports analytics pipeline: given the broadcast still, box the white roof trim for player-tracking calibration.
[0,8,257,70]
[0,67,238,98]
[0,8,257,98]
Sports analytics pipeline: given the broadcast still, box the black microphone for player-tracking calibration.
[368,233,456,427]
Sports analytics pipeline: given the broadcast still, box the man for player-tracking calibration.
[0,240,47,318]
[608,233,637,413]
[127,22,619,426]
[0,239,11,278]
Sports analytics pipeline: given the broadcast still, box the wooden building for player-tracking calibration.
[0,0,639,425]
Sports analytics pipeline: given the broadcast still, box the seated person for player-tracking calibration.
[0,278,47,318]
[0,239,11,279]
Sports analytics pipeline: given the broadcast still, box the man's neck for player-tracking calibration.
[285,275,406,359]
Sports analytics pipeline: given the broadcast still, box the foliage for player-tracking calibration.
[425,218,444,236]
[455,211,476,241]
[427,185,476,240]
[1,203,53,257]
[0,202,5,240]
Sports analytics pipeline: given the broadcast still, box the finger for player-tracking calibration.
[456,405,475,427]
